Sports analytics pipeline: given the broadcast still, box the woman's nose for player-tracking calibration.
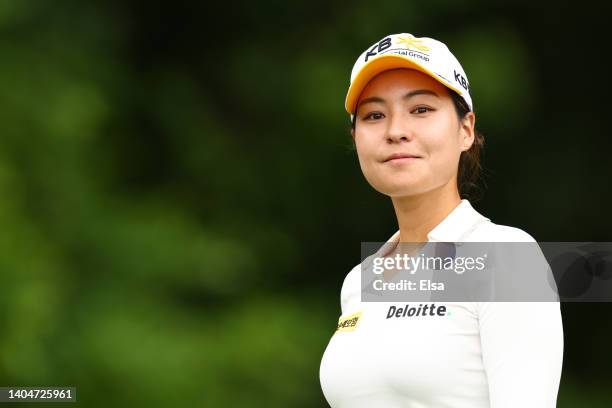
[386,112,413,143]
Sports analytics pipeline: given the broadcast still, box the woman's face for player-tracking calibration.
[352,68,475,198]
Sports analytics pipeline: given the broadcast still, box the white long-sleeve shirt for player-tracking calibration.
[319,200,564,407]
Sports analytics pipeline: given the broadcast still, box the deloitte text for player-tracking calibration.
[386,303,447,319]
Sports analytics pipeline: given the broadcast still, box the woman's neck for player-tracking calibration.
[390,183,462,243]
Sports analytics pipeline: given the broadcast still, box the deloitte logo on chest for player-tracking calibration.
[386,303,447,319]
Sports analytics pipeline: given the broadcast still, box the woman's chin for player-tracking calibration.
[372,182,428,197]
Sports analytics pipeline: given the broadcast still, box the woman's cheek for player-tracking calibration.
[433,147,460,181]
[356,151,377,185]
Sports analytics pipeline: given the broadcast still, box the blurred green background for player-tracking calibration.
[0,0,610,406]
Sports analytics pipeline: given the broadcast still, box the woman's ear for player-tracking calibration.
[460,111,475,151]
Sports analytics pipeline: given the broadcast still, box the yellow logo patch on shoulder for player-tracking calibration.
[335,310,363,333]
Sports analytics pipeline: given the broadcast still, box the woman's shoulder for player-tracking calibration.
[339,263,362,314]
[469,218,537,242]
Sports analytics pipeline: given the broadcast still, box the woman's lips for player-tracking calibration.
[384,153,422,163]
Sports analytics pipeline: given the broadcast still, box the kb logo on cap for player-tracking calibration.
[365,37,392,62]
[454,70,470,92]
[365,35,431,63]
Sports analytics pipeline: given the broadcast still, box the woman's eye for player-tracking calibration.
[412,106,433,114]
[364,112,384,120]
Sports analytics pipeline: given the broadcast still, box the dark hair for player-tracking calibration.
[349,89,485,202]
[449,90,485,202]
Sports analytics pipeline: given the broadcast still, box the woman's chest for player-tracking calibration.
[320,302,489,406]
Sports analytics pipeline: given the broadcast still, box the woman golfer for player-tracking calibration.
[319,33,563,407]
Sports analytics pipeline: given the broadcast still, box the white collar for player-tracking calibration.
[362,200,491,297]
[384,199,490,246]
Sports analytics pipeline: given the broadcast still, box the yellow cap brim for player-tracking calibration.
[344,54,464,114]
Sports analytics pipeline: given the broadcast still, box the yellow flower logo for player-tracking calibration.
[396,35,430,52]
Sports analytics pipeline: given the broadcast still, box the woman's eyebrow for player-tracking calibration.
[358,89,440,109]
[403,89,440,100]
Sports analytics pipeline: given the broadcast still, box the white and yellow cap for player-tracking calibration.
[345,33,473,115]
